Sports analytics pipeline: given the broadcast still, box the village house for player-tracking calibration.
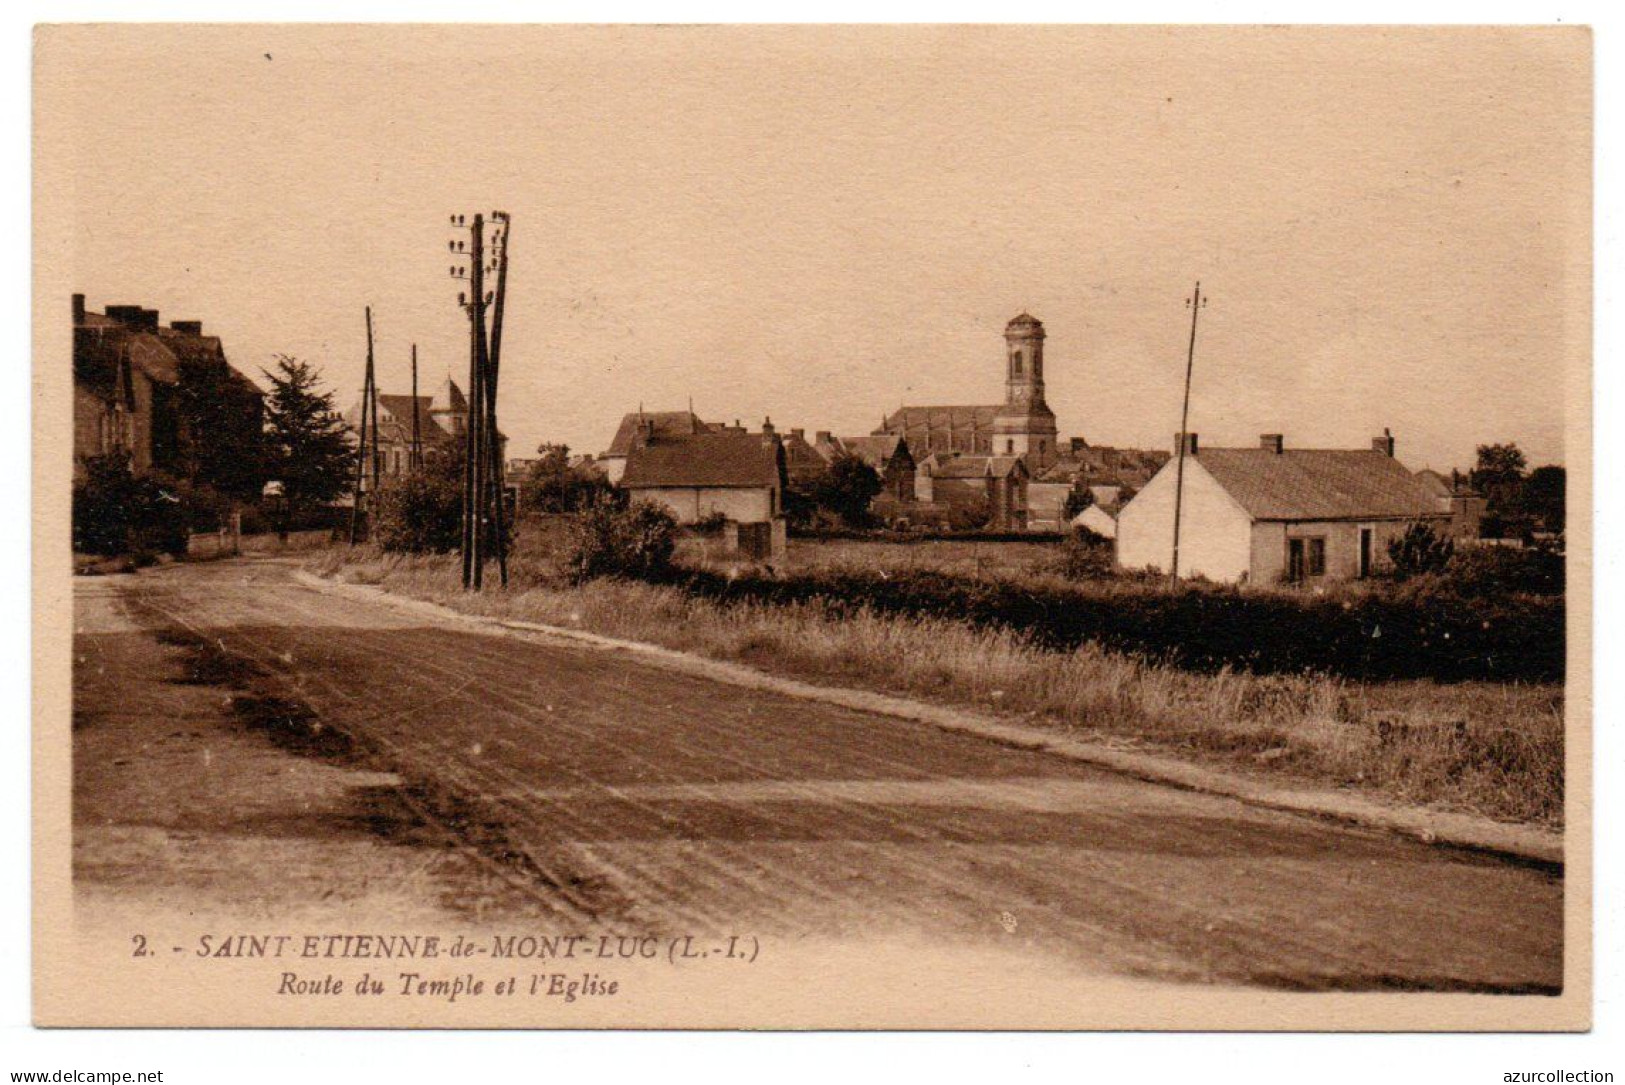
[344,374,475,477]
[915,452,1029,531]
[1072,502,1119,540]
[72,294,263,484]
[618,417,789,559]
[1026,446,1168,532]
[1414,468,1487,539]
[811,432,918,522]
[1115,432,1451,585]
[779,427,831,489]
[597,410,717,484]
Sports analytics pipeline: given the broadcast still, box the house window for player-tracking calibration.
[1006,439,1015,454]
[1358,527,1374,578]
[1287,536,1327,582]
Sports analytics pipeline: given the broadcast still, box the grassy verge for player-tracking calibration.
[308,544,1562,828]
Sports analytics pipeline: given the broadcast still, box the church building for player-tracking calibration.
[877,313,1060,469]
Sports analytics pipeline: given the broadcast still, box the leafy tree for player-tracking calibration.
[260,356,355,530]
[1062,483,1095,521]
[811,451,883,528]
[1470,442,1529,519]
[521,443,613,515]
[173,355,266,504]
[1386,519,1455,579]
[1522,465,1566,534]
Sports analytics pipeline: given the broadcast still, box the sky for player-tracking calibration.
[45,25,1588,471]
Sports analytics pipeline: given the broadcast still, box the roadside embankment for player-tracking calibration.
[300,549,1564,862]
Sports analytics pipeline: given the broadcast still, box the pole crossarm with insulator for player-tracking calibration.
[444,210,513,590]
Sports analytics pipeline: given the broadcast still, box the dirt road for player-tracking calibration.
[73,556,1563,992]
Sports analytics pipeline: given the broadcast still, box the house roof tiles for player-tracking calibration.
[1196,448,1443,522]
[621,430,784,490]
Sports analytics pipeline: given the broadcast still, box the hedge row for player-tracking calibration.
[669,566,1564,684]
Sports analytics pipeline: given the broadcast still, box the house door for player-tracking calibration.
[1287,538,1306,582]
[1358,527,1374,578]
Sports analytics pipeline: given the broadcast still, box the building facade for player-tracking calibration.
[72,294,263,488]
[618,420,789,558]
[344,375,503,486]
[878,313,1058,468]
[1115,432,1452,585]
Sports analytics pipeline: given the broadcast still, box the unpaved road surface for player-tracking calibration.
[74,557,1563,992]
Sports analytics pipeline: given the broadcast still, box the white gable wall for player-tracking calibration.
[1115,458,1254,582]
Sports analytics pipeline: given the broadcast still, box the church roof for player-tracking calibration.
[1006,312,1044,331]
[882,405,1001,432]
[928,453,1027,480]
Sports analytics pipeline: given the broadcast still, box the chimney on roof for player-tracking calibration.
[1174,432,1198,456]
[1372,429,1395,457]
[72,294,85,325]
[790,428,804,443]
[1260,433,1284,454]
[169,320,203,336]
[761,416,775,438]
[815,430,830,445]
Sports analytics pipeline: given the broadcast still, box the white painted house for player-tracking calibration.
[1072,503,1118,539]
[619,421,789,559]
[1115,433,1451,585]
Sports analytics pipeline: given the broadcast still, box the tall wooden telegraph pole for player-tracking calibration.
[446,211,513,590]
[1169,281,1206,589]
[348,305,377,546]
[410,342,422,471]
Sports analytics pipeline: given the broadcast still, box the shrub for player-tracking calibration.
[1054,528,1114,580]
[673,562,1563,684]
[1387,520,1454,579]
[1445,541,1565,597]
[946,497,992,532]
[692,510,729,536]
[372,454,510,558]
[567,501,678,582]
[372,457,465,554]
[72,453,189,558]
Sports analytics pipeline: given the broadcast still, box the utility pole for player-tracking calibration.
[1169,281,1206,589]
[446,210,511,590]
[348,305,377,546]
[463,214,486,589]
[368,307,379,497]
[410,342,422,471]
[485,213,511,587]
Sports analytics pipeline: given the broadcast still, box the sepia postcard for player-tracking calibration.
[32,23,1592,1029]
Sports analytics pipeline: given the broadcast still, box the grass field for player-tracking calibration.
[311,530,1565,828]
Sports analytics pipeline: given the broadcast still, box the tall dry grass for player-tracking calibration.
[308,545,1563,827]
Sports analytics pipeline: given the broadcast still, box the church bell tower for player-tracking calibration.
[993,312,1058,466]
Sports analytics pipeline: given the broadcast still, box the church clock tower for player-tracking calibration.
[993,312,1059,466]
